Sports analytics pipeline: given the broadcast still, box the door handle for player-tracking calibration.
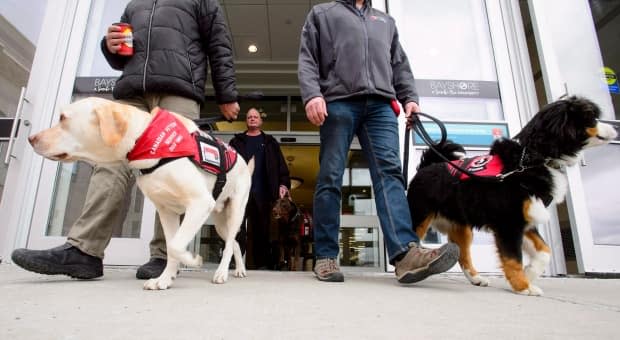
[4,87,29,165]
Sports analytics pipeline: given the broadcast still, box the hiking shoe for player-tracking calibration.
[11,243,103,279]
[314,258,344,282]
[136,257,167,279]
[395,242,459,284]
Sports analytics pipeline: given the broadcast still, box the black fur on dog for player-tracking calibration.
[407,96,617,295]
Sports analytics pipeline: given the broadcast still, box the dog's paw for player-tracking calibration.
[470,275,489,287]
[234,267,247,278]
[464,270,489,287]
[186,254,203,268]
[212,269,229,284]
[524,252,550,282]
[515,284,544,296]
[143,276,173,290]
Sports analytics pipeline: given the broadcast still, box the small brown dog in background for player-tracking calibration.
[271,194,304,271]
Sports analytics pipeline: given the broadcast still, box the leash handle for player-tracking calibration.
[402,111,446,183]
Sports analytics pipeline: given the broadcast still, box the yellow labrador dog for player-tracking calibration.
[28,97,253,289]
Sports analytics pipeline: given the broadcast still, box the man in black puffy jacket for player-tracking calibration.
[11,0,240,280]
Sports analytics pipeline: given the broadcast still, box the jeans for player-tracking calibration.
[313,96,419,265]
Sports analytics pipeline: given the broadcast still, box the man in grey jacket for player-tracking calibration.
[12,0,240,280]
[298,0,459,283]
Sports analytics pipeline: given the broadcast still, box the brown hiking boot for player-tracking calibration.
[314,258,344,282]
[395,242,459,284]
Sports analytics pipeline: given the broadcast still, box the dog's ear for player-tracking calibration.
[94,102,128,146]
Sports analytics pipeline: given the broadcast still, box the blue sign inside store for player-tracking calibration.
[412,122,510,147]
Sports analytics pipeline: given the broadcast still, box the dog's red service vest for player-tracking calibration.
[447,155,504,181]
[127,109,237,175]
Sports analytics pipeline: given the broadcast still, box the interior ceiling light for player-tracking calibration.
[248,44,258,53]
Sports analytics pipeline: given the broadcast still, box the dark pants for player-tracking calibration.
[240,194,272,269]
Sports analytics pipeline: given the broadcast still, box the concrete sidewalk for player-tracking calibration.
[1,263,618,340]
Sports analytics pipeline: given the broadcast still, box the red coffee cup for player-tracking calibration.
[114,22,133,56]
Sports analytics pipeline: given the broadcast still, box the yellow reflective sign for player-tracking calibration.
[604,66,617,86]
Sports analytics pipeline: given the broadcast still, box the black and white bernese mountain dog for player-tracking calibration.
[407,96,618,295]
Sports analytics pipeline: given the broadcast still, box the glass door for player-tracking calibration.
[340,149,385,271]
[569,138,620,274]
[388,0,528,273]
[15,0,154,265]
[529,0,620,274]
[1,0,80,260]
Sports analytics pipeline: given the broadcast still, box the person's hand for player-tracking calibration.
[219,102,240,121]
[305,97,327,126]
[404,101,421,129]
[279,185,289,199]
[105,24,126,54]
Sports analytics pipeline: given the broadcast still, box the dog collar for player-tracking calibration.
[127,109,195,162]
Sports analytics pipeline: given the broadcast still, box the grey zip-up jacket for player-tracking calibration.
[298,0,418,106]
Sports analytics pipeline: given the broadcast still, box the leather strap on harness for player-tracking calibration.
[139,157,181,175]
[137,153,227,201]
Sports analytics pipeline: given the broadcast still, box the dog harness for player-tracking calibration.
[126,108,237,200]
[447,153,554,206]
[447,155,504,181]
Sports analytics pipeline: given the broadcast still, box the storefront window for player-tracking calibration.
[204,96,288,132]
[589,0,619,119]
[45,0,141,238]
[76,0,129,78]
[389,0,503,121]
[291,97,318,132]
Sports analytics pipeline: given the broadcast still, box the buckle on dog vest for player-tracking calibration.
[192,133,237,200]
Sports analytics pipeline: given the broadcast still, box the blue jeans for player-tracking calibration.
[313,96,419,265]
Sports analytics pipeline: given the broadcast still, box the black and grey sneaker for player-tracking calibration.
[11,243,103,279]
[314,258,344,282]
[135,257,167,279]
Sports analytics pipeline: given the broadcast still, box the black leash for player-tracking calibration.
[402,112,446,183]
[403,112,523,184]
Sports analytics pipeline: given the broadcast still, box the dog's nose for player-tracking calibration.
[28,134,38,145]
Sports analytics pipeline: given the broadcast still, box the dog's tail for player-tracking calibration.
[417,140,466,170]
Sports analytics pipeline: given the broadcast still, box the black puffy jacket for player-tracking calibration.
[101,0,238,104]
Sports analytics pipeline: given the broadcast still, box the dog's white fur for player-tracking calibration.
[29,97,252,289]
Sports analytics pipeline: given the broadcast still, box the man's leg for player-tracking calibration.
[11,160,135,279]
[252,198,272,269]
[312,100,358,282]
[244,196,262,269]
[67,163,135,256]
[359,97,458,284]
[135,94,200,279]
